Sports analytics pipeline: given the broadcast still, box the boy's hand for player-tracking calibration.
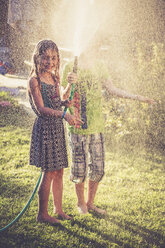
[138,96,157,104]
[67,72,77,85]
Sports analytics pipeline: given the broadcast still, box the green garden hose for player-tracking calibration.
[0,172,42,233]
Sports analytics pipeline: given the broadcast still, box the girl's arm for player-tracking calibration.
[29,77,82,126]
[104,78,156,104]
[29,77,64,118]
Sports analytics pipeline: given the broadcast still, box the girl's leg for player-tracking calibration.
[37,171,60,223]
[52,169,72,219]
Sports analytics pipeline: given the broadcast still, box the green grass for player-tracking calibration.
[0,94,165,248]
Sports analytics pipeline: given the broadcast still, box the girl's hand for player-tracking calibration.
[64,113,83,126]
[61,100,73,108]
[67,72,77,85]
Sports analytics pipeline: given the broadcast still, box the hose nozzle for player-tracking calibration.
[73,56,78,73]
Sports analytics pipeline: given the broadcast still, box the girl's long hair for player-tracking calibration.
[28,39,60,92]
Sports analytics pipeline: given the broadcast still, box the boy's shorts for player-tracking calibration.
[69,133,105,183]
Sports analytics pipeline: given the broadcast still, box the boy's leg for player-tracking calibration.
[87,180,106,214]
[52,169,72,219]
[76,182,88,214]
[70,133,88,214]
[86,133,106,214]
[37,171,60,223]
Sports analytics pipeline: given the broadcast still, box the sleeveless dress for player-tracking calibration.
[29,81,68,171]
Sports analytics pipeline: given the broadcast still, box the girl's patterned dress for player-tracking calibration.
[29,81,68,171]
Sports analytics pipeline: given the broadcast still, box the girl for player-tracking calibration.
[28,39,81,224]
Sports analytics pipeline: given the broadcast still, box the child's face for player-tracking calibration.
[39,48,58,73]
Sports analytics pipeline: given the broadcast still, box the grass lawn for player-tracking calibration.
[0,94,165,248]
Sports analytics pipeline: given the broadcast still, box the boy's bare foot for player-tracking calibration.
[56,211,72,220]
[87,204,107,215]
[77,204,88,214]
[37,214,60,224]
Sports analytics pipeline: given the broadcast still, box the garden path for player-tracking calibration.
[0,74,33,115]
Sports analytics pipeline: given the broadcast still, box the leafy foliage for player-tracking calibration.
[103,41,165,155]
[0,91,34,128]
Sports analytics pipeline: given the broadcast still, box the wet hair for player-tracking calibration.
[29,39,60,89]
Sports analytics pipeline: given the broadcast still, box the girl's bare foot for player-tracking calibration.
[87,204,107,215]
[77,204,88,214]
[37,214,60,224]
